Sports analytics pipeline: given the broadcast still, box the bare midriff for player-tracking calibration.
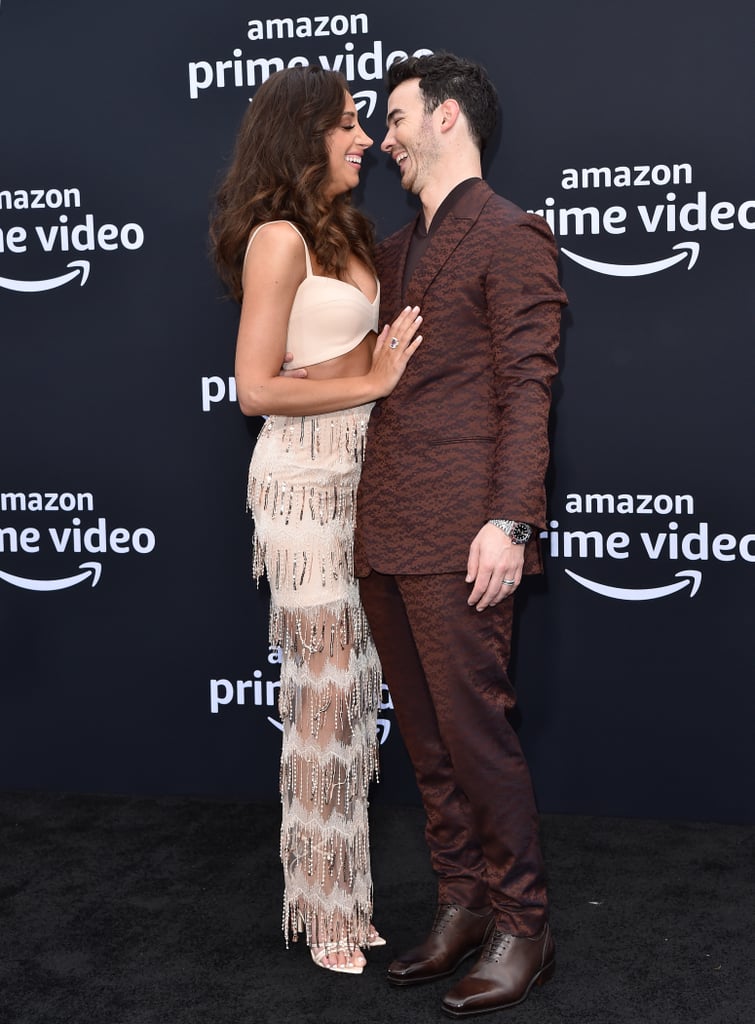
[300,331,376,381]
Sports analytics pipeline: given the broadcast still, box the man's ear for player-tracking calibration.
[438,98,461,132]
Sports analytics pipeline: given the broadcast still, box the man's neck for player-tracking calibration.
[420,157,483,229]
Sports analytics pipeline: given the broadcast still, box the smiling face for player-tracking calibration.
[324,91,373,199]
[381,78,441,197]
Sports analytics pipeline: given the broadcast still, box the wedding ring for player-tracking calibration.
[389,337,400,349]
[502,579,516,586]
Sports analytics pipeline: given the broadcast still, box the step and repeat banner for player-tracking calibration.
[1,1,753,822]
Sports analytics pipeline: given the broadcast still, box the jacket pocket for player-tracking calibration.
[428,436,495,446]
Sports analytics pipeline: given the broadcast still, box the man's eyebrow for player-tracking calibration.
[386,106,404,127]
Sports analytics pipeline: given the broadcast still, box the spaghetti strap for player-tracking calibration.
[243,220,313,276]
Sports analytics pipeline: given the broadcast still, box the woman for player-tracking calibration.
[210,66,422,974]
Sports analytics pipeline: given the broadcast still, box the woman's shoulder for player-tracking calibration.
[244,220,310,274]
[248,219,308,249]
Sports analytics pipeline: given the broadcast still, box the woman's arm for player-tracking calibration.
[234,222,421,417]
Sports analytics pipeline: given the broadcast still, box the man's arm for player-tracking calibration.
[467,213,566,610]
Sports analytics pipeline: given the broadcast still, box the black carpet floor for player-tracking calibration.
[0,790,753,1024]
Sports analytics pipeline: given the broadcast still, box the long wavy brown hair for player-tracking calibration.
[210,66,375,303]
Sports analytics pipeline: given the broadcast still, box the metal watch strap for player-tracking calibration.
[489,519,532,544]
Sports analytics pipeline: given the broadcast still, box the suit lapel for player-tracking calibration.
[405,180,493,307]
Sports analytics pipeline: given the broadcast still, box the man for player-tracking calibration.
[354,53,567,1017]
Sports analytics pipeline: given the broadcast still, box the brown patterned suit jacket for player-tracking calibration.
[355,180,567,577]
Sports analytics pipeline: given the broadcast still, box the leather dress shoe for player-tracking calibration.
[441,923,555,1017]
[387,904,495,986]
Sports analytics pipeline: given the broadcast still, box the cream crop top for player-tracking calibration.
[244,220,379,370]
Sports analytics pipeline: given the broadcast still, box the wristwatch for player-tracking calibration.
[489,519,532,545]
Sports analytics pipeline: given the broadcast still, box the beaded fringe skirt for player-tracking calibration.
[247,405,380,949]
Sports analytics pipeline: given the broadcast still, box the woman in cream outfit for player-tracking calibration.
[211,66,422,973]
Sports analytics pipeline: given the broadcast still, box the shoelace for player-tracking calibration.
[431,903,460,935]
[482,930,513,963]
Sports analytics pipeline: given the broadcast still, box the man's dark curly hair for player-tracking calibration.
[385,51,498,153]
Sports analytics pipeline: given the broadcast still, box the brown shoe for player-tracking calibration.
[441,923,555,1017]
[387,904,495,986]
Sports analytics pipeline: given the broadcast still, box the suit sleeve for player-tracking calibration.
[485,212,567,531]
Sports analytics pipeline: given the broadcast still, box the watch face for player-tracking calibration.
[512,522,532,544]
[490,519,532,544]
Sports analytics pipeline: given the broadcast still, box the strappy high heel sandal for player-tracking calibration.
[310,940,365,974]
[366,924,386,948]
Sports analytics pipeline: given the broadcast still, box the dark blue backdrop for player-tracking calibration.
[1,0,753,822]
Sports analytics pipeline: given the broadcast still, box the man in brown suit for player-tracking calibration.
[355,53,567,1017]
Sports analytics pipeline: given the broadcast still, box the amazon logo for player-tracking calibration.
[0,186,146,293]
[528,163,755,278]
[543,494,755,602]
[0,493,157,593]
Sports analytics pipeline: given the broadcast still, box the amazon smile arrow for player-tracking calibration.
[565,568,702,601]
[0,561,102,591]
[268,714,392,745]
[560,241,699,277]
[0,259,90,292]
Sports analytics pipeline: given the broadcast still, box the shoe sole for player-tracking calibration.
[387,945,484,987]
[440,958,556,1017]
